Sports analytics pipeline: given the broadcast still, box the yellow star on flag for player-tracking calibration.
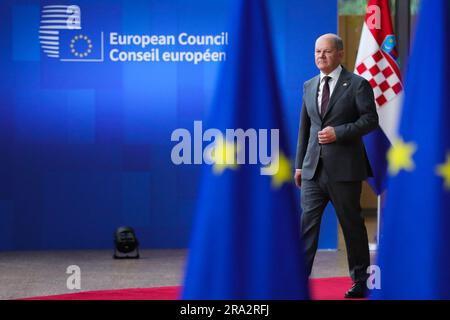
[387,138,417,176]
[210,138,238,175]
[436,153,450,190]
[262,152,292,189]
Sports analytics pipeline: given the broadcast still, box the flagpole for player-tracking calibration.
[377,194,381,247]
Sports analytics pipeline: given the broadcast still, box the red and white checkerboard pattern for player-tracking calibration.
[356,50,402,107]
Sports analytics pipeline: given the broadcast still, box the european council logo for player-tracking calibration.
[39,4,104,62]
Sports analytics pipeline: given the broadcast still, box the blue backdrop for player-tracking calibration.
[0,0,337,250]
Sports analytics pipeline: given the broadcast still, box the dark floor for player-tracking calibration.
[0,215,377,300]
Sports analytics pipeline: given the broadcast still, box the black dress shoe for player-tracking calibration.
[345,282,367,299]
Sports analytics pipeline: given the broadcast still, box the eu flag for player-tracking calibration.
[182,0,309,299]
[372,0,450,299]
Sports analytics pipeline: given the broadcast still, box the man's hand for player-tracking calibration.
[318,126,337,144]
[294,169,302,188]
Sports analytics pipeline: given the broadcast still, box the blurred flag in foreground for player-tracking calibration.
[182,0,309,299]
[355,0,403,195]
[372,0,450,299]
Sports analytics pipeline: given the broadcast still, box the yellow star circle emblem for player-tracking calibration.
[70,34,93,58]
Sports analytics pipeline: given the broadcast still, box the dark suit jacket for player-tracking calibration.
[295,67,379,182]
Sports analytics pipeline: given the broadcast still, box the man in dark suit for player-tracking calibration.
[294,34,379,298]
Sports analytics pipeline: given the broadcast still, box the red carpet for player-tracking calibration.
[24,277,356,300]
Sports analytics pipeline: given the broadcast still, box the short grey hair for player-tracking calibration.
[317,33,344,51]
[334,36,344,51]
[333,35,344,51]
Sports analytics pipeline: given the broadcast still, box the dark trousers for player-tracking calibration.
[300,160,370,283]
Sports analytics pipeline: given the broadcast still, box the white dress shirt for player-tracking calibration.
[317,65,342,114]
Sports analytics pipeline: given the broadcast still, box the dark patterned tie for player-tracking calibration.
[321,76,331,118]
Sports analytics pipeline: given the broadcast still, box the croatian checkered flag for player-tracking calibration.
[355,0,403,195]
